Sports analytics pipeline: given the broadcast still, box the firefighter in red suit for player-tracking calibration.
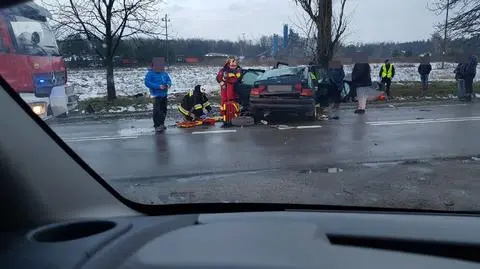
[216,56,242,127]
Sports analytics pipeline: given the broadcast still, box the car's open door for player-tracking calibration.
[236,68,265,113]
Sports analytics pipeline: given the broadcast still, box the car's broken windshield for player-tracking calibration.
[258,67,304,80]
[2,0,480,212]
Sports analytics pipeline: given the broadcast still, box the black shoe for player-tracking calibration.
[354,109,360,114]
[358,109,366,114]
[221,122,233,128]
[155,125,166,133]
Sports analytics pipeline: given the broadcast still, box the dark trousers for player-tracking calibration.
[420,74,429,91]
[381,78,392,97]
[153,96,167,127]
[464,76,474,95]
[234,86,250,111]
[316,83,341,108]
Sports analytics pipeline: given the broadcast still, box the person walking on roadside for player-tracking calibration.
[379,59,395,99]
[178,85,213,121]
[352,54,373,114]
[418,57,432,96]
[325,60,345,120]
[144,57,172,133]
[454,61,466,101]
[463,55,478,101]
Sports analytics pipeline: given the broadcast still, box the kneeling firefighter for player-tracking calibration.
[216,56,242,127]
[178,85,212,121]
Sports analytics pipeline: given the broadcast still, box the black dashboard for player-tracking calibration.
[3,211,480,269]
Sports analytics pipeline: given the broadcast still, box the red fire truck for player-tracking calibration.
[0,2,76,120]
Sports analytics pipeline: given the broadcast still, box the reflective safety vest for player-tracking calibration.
[227,72,241,78]
[381,64,393,79]
[179,90,212,117]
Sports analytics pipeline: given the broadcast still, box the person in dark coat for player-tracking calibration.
[326,60,345,119]
[178,85,212,121]
[463,55,478,101]
[352,54,372,114]
[454,62,466,101]
[418,57,432,96]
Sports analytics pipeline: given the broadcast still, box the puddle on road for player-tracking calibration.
[328,168,344,173]
[118,127,155,136]
[362,161,403,168]
[299,168,344,174]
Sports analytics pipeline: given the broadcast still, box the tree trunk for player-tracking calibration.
[315,0,333,69]
[106,55,116,100]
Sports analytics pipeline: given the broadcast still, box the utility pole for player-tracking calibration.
[241,33,246,57]
[162,14,170,64]
[442,0,450,69]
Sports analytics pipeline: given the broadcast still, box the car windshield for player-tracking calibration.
[8,15,60,56]
[1,0,480,211]
[257,67,305,80]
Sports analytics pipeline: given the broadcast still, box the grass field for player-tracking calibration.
[77,81,477,114]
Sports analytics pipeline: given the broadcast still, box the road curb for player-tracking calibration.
[50,99,469,124]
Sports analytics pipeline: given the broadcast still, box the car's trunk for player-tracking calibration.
[262,85,300,98]
[257,76,305,97]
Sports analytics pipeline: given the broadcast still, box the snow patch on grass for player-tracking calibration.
[68,62,480,101]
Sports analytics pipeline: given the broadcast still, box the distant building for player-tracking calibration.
[205,53,231,58]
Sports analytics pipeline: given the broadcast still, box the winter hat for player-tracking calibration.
[194,85,202,93]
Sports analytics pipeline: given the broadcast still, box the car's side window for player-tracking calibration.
[242,71,261,86]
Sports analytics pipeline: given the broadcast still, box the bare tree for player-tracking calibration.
[430,0,480,39]
[290,12,317,58]
[293,0,348,68]
[45,0,163,100]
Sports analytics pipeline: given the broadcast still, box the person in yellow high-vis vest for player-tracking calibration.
[379,59,395,98]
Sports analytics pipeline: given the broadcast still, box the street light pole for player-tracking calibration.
[162,14,170,65]
[241,33,246,57]
[442,0,450,69]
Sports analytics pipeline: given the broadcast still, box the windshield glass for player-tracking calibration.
[257,67,305,80]
[2,1,480,211]
[9,15,60,56]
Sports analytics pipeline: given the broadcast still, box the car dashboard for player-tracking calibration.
[2,211,480,269]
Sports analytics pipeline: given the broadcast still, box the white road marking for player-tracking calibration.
[63,135,118,140]
[277,125,322,130]
[64,136,138,142]
[368,116,480,126]
[437,104,469,107]
[192,130,237,134]
[277,125,295,130]
[296,125,323,129]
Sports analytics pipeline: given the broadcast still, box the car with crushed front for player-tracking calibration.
[249,65,318,121]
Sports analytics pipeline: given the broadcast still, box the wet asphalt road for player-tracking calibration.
[48,103,480,209]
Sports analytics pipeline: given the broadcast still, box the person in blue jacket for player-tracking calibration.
[144,58,172,132]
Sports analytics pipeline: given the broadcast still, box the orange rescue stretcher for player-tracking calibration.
[176,117,223,128]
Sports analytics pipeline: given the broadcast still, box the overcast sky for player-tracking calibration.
[165,0,444,44]
[36,0,445,44]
